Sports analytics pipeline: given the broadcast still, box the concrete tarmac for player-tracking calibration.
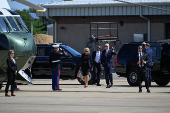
[0,77,170,113]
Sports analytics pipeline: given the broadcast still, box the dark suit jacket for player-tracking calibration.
[144,48,153,67]
[101,49,116,67]
[80,53,93,69]
[92,51,102,64]
[132,52,151,69]
[6,57,18,74]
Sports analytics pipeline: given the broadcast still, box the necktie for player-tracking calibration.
[140,52,142,67]
[105,50,108,57]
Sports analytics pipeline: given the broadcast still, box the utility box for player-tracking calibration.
[134,34,144,42]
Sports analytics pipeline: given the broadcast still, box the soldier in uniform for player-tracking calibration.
[49,44,66,91]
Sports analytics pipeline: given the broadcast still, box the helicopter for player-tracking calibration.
[0,0,36,84]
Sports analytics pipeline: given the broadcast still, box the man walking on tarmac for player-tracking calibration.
[101,43,116,88]
[49,44,65,91]
[142,42,153,86]
[92,46,102,86]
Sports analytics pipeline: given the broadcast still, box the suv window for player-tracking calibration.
[50,47,71,58]
[118,45,138,56]
[150,46,157,57]
[37,47,50,56]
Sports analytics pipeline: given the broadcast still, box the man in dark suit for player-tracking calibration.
[101,43,116,88]
[92,46,102,86]
[132,45,151,93]
[143,42,153,86]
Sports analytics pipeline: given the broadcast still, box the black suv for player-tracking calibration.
[115,42,170,86]
[32,43,94,84]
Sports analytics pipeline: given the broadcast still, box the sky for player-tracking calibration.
[8,0,60,10]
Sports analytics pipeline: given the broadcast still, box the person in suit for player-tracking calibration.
[132,45,151,93]
[0,81,3,90]
[142,42,153,86]
[80,48,93,88]
[92,46,102,86]
[101,43,116,88]
[5,50,18,97]
[49,45,66,91]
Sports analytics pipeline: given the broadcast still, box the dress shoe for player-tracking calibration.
[147,89,150,93]
[11,93,16,96]
[106,85,110,88]
[110,84,113,87]
[97,84,101,86]
[56,89,62,91]
[139,89,142,93]
[5,93,11,97]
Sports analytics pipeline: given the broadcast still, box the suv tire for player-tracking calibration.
[155,80,169,86]
[127,70,138,86]
[77,71,93,85]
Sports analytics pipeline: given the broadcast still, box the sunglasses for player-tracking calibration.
[138,48,143,49]
[105,46,108,47]
[11,53,14,54]
[98,48,101,49]
[85,51,88,52]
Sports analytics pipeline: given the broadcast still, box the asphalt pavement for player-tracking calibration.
[0,74,170,113]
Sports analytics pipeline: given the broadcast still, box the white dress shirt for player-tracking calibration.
[95,51,101,63]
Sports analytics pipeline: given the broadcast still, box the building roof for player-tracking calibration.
[41,0,170,8]
[37,0,170,16]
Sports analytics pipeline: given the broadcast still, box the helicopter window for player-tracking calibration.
[14,17,29,32]
[0,17,12,32]
[6,17,20,31]
[0,34,9,50]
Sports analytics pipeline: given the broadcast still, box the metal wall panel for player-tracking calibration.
[127,6,131,15]
[149,7,153,15]
[167,6,170,14]
[93,7,97,16]
[85,7,88,16]
[118,6,122,15]
[131,6,136,15]
[77,8,81,16]
[65,8,69,16]
[157,5,162,15]
[162,5,167,14]
[68,8,72,16]
[110,7,114,15]
[114,6,118,15]
[123,6,126,15]
[97,7,102,16]
[106,7,110,15]
[153,6,157,15]
[60,8,65,16]
[89,7,93,16]
[136,6,139,15]
[56,9,60,16]
[81,7,85,16]
[72,8,76,16]
[102,7,105,16]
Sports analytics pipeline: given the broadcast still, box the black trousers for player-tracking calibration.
[5,72,16,94]
[0,81,2,89]
[93,62,101,84]
[137,67,149,89]
[104,65,113,85]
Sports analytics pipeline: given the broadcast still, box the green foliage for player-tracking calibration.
[15,8,52,35]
